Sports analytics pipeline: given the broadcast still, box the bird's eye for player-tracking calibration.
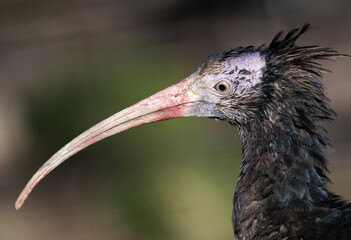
[215,81,231,93]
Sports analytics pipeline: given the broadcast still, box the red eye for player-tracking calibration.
[215,81,230,93]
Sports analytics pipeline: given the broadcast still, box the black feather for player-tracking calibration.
[229,25,351,239]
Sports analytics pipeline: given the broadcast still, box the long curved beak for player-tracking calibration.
[15,77,215,209]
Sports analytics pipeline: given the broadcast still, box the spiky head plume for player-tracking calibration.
[195,24,347,210]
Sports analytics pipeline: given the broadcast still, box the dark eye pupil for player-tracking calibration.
[215,81,230,93]
[218,84,227,91]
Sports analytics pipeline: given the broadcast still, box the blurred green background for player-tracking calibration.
[1,0,351,239]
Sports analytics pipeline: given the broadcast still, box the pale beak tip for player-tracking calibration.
[15,201,23,210]
[15,193,27,210]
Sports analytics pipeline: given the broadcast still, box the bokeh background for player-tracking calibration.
[1,0,351,239]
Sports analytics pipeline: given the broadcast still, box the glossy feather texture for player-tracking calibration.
[209,24,351,239]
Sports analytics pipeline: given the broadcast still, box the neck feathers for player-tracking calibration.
[237,24,344,210]
[233,24,350,240]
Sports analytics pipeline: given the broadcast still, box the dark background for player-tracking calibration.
[1,0,350,239]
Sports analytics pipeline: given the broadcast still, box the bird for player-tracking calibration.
[16,24,351,239]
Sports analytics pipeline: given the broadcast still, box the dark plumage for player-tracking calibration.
[222,24,351,240]
[16,24,350,239]
[198,24,351,239]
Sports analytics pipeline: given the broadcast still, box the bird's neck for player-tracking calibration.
[232,116,331,238]
[235,115,330,211]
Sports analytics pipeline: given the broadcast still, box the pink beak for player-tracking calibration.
[15,77,215,209]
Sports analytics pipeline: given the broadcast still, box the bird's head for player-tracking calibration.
[16,24,340,209]
[189,49,266,126]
